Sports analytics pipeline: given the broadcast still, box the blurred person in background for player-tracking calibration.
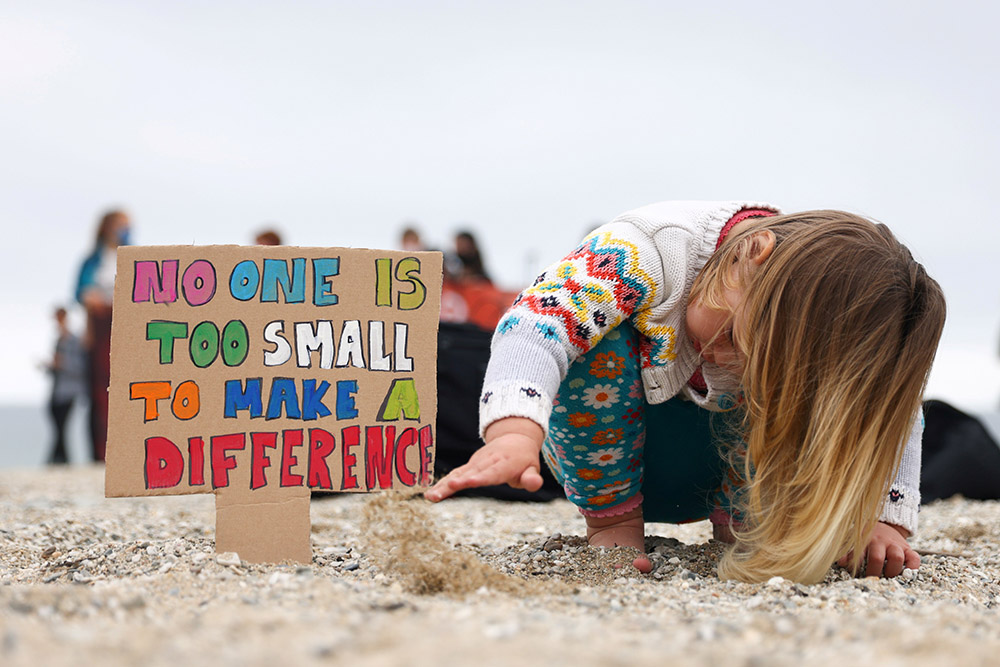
[42,307,86,465]
[399,226,425,253]
[452,230,491,283]
[255,228,283,245]
[75,209,131,462]
[440,228,517,331]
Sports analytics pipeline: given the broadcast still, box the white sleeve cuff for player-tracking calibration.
[878,409,923,534]
[478,382,553,440]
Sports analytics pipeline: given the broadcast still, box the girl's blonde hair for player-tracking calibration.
[690,210,946,584]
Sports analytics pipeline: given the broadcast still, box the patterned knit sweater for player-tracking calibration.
[479,200,922,533]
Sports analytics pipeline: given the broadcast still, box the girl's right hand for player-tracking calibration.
[424,417,545,502]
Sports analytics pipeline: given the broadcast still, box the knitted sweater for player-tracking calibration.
[480,200,921,533]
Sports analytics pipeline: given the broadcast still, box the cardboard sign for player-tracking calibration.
[106,246,443,563]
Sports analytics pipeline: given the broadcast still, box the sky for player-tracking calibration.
[2,0,999,411]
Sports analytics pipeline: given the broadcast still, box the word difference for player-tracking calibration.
[143,424,434,491]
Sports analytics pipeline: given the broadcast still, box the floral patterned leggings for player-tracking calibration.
[542,324,745,526]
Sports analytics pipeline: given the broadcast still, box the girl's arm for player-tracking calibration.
[878,409,923,533]
[477,221,669,439]
[431,215,696,500]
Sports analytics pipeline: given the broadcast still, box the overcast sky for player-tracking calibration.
[2,0,998,410]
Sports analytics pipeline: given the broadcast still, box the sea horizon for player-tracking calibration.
[0,403,92,469]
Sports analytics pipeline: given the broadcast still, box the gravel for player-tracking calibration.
[2,466,1000,666]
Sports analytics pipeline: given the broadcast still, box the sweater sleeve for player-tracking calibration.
[878,408,923,534]
[478,221,675,437]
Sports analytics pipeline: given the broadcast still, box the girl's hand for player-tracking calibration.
[838,521,920,578]
[425,417,545,502]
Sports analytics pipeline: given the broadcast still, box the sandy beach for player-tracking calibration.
[1,466,999,666]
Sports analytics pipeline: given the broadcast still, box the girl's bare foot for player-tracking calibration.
[585,507,652,573]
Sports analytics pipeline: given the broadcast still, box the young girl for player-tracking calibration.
[426,201,945,584]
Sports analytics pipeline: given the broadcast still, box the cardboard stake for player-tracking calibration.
[215,486,312,564]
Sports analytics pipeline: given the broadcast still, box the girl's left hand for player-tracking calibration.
[838,522,920,578]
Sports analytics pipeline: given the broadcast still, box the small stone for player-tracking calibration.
[774,618,796,635]
[216,552,241,567]
[122,596,146,611]
[312,644,335,659]
[767,576,785,587]
[342,562,360,572]
[323,547,351,559]
[9,600,33,614]
[483,621,520,639]
[269,572,292,586]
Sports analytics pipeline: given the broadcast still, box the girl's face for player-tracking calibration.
[685,275,746,371]
[686,227,776,372]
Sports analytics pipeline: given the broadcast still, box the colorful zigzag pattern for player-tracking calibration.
[499,230,660,356]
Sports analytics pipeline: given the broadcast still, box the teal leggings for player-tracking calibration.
[542,325,745,525]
